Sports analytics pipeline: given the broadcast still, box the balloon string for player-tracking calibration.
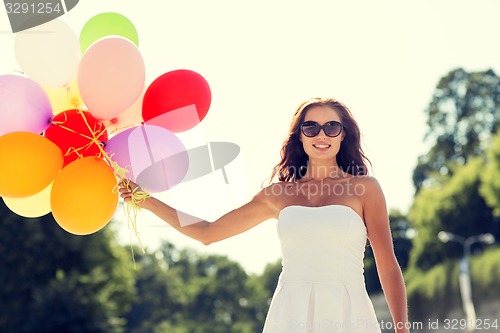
[122,179,151,267]
[60,108,150,262]
[65,85,82,110]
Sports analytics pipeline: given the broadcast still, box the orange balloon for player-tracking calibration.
[51,157,118,235]
[0,132,63,198]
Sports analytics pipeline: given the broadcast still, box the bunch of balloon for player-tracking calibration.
[0,12,145,237]
[51,12,145,235]
[1,10,240,241]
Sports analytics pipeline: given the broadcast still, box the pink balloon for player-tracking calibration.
[105,125,189,192]
[77,36,145,120]
[0,74,53,135]
[103,86,145,135]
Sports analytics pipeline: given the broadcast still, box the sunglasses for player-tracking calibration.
[300,120,343,137]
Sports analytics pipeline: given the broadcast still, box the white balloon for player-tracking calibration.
[14,19,80,88]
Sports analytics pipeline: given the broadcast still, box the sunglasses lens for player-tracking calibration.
[324,122,342,137]
[301,124,320,137]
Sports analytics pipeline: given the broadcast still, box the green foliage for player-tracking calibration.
[480,131,500,216]
[469,246,500,299]
[258,259,282,297]
[406,246,500,321]
[413,68,500,192]
[0,195,279,333]
[387,209,413,270]
[124,247,188,333]
[408,157,497,271]
[406,261,460,320]
[402,66,500,322]
[125,241,272,333]
[0,201,135,333]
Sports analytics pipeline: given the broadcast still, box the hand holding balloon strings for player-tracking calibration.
[118,179,150,207]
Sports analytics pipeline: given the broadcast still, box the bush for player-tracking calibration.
[406,246,500,321]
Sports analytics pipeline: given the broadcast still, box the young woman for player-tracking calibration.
[119,97,410,333]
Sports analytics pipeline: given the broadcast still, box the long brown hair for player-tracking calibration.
[270,97,371,182]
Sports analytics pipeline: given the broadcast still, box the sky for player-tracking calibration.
[1,0,500,274]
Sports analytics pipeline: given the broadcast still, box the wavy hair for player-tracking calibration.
[269,97,371,183]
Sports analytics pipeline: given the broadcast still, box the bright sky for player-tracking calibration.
[1,0,500,274]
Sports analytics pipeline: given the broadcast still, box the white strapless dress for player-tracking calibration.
[262,205,381,333]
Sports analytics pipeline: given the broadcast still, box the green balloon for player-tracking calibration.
[79,12,139,53]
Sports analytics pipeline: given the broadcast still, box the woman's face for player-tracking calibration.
[300,105,344,161]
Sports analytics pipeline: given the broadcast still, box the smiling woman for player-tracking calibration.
[271,98,370,183]
[119,97,410,333]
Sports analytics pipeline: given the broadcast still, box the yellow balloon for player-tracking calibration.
[43,79,84,115]
[2,183,53,218]
[51,157,118,235]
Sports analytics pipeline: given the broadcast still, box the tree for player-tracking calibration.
[413,68,500,192]
[0,200,135,333]
[125,241,269,333]
[249,259,282,323]
[480,131,500,216]
[257,259,281,299]
[177,249,260,333]
[408,157,497,271]
[124,246,189,333]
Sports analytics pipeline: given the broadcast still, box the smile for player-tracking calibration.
[313,144,331,149]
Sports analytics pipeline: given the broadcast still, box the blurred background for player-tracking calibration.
[1,1,500,332]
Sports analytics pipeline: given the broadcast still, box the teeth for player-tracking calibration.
[314,144,330,148]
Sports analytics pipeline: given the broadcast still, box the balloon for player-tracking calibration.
[142,70,212,133]
[79,12,139,53]
[14,19,80,87]
[78,36,145,120]
[0,132,63,198]
[44,109,108,166]
[3,183,53,218]
[43,79,84,115]
[103,86,145,135]
[51,157,118,235]
[0,74,53,135]
[104,125,189,193]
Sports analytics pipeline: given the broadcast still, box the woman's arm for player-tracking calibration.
[361,177,410,333]
[119,181,277,245]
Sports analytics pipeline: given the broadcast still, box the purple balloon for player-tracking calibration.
[0,74,53,135]
[105,125,189,192]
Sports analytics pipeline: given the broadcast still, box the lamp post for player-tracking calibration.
[437,231,495,333]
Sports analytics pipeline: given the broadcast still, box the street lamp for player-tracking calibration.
[438,231,495,333]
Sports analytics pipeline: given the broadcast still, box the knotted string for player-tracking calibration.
[52,90,148,265]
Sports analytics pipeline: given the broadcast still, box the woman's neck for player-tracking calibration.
[302,159,347,180]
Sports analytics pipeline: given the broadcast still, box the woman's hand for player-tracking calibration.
[118,179,150,208]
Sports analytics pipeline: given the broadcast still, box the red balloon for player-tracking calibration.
[142,69,211,132]
[44,109,108,166]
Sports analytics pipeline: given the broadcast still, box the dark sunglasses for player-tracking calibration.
[300,120,343,137]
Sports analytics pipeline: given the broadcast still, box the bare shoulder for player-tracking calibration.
[351,175,386,205]
[250,182,288,216]
[352,174,383,191]
[258,181,290,200]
